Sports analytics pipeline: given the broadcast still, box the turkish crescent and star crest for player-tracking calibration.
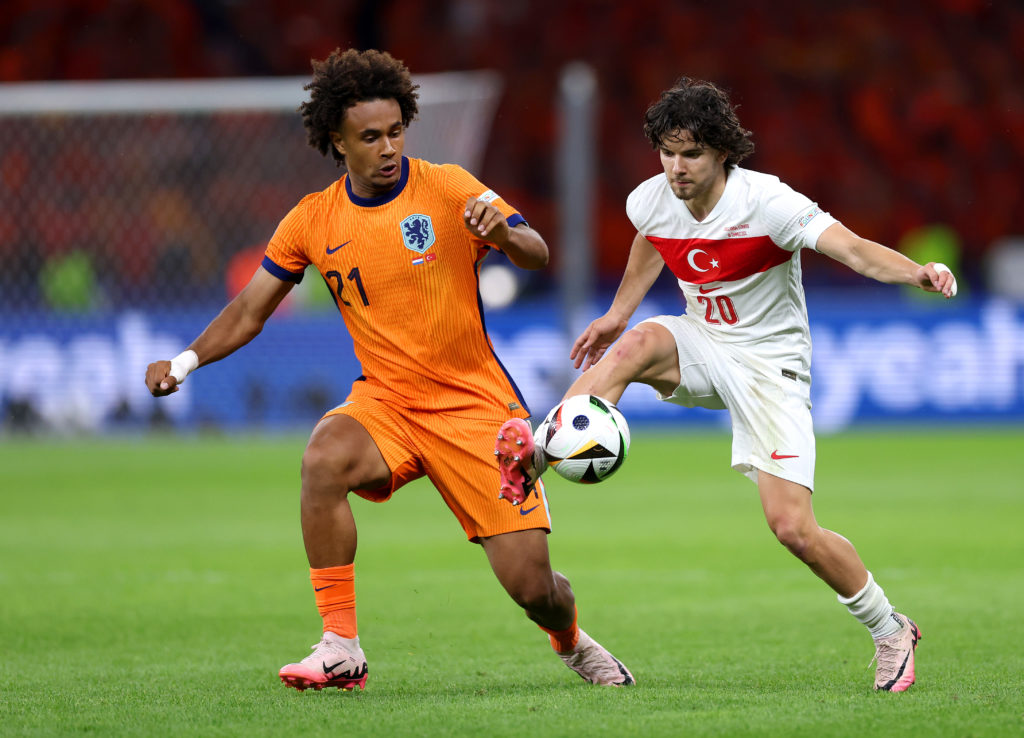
[686,248,720,274]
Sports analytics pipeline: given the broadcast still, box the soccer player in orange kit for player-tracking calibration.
[145,48,632,690]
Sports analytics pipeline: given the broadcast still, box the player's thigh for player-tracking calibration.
[726,370,816,489]
[418,413,553,541]
[304,413,393,491]
[639,315,726,409]
[599,321,682,395]
[322,394,427,500]
[757,470,816,534]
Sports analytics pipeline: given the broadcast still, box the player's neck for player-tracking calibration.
[348,177,397,200]
[684,169,728,222]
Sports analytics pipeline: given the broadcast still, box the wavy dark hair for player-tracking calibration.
[300,48,420,165]
[642,77,754,170]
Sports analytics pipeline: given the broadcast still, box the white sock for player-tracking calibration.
[837,571,902,640]
[324,631,361,651]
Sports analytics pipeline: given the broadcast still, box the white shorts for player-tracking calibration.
[641,315,816,490]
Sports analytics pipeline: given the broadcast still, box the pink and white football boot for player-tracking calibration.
[279,631,368,691]
[494,418,547,505]
[872,613,921,692]
[557,629,635,687]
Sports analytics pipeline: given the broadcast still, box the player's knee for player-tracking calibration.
[768,515,813,559]
[301,441,359,495]
[608,327,649,366]
[605,326,661,377]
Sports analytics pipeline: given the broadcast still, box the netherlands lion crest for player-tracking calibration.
[400,214,435,253]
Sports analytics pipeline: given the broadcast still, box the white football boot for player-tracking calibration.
[278,631,368,691]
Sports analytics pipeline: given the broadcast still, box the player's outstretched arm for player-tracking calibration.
[816,223,958,298]
[145,267,295,396]
[463,197,549,270]
[571,232,665,371]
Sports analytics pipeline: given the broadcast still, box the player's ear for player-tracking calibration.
[329,130,345,157]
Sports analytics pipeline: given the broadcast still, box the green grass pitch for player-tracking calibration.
[2,429,1022,737]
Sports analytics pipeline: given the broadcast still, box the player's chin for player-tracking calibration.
[377,164,400,182]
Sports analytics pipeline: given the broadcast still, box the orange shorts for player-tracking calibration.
[323,383,551,542]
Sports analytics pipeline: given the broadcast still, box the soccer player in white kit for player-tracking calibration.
[495,77,958,692]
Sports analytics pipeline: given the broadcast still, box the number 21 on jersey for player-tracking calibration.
[325,268,370,307]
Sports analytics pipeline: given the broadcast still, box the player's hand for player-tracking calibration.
[916,262,958,299]
[145,360,180,396]
[571,313,630,371]
[464,197,510,245]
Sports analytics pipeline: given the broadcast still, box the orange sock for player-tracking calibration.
[310,564,357,638]
[538,606,579,653]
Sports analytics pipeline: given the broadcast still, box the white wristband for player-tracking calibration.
[169,350,199,384]
[932,263,958,297]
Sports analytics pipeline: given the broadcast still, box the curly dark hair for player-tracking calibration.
[300,48,420,165]
[642,77,754,170]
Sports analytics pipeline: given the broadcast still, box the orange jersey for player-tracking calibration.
[264,156,529,419]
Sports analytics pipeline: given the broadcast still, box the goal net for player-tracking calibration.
[0,72,503,432]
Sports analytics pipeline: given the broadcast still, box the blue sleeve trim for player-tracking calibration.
[507,213,527,229]
[261,255,304,283]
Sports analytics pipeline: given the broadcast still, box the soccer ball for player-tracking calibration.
[539,394,630,484]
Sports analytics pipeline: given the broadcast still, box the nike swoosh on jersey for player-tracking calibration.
[770,450,799,459]
[326,240,351,254]
[698,285,721,294]
[519,504,539,516]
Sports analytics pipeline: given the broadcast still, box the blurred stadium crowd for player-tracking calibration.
[1,0,1022,306]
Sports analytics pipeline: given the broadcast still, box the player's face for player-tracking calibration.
[331,98,405,198]
[659,130,727,206]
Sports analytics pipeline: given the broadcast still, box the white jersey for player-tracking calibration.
[626,166,837,378]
